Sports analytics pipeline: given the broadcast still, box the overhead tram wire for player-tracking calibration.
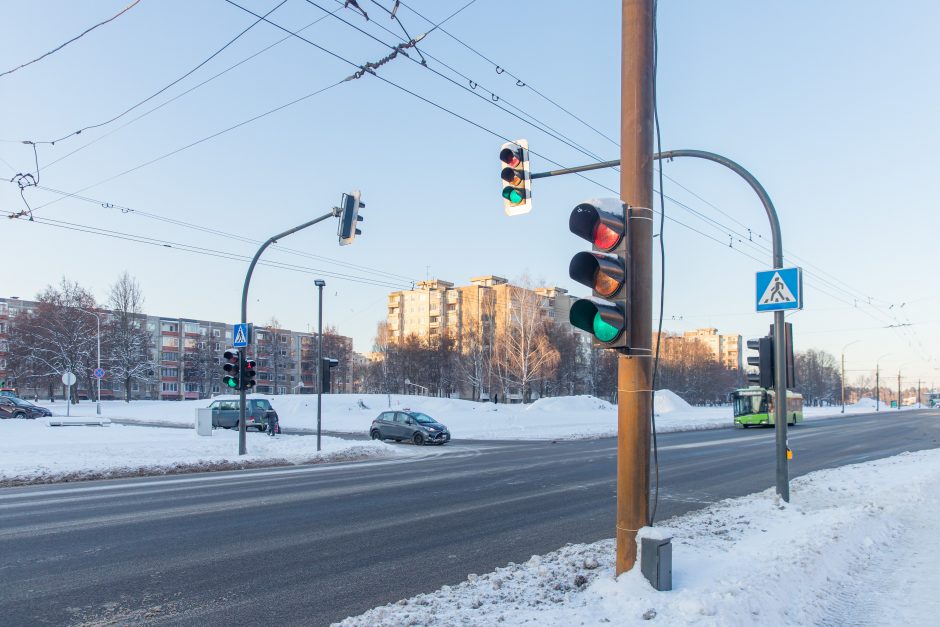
[0,209,414,290]
[41,7,344,171]
[32,184,420,284]
[26,0,291,147]
[391,1,899,315]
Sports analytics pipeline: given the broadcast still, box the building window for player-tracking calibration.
[132,383,139,392]
[212,329,221,338]
[212,384,220,394]
[161,351,179,361]
[162,382,178,392]
[184,323,200,334]
[161,367,178,378]
[162,337,180,348]
[184,338,197,349]
[185,383,200,392]
[160,322,178,333]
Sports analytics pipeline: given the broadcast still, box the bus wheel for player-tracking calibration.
[741,424,749,429]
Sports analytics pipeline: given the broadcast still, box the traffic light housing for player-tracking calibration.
[746,336,774,389]
[568,199,630,349]
[770,322,796,388]
[321,357,339,393]
[500,139,532,215]
[222,350,240,390]
[242,358,256,391]
[338,190,364,245]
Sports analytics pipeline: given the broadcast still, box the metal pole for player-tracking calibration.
[239,210,337,455]
[96,316,101,416]
[876,365,880,411]
[841,352,845,414]
[316,280,325,452]
[616,0,654,576]
[898,371,901,411]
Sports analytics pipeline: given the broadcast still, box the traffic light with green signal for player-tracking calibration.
[222,350,240,390]
[500,139,532,215]
[568,199,630,349]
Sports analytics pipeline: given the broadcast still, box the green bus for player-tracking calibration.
[731,387,803,428]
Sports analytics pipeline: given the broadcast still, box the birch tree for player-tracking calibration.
[105,272,153,402]
[492,284,559,402]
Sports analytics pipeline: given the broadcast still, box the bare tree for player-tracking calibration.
[255,317,292,395]
[8,278,98,403]
[491,283,560,402]
[183,338,217,399]
[320,325,353,393]
[105,272,153,402]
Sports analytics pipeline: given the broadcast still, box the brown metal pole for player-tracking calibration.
[617,0,655,576]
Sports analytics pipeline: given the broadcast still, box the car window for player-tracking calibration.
[395,412,412,423]
[0,398,12,406]
[410,413,436,424]
[251,400,272,410]
[378,412,393,422]
[209,401,219,409]
[220,401,238,411]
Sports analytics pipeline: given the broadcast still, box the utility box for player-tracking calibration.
[641,535,672,591]
[195,408,213,436]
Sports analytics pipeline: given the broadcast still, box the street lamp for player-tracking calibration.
[841,340,860,413]
[896,361,916,411]
[78,308,102,416]
[314,279,326,452]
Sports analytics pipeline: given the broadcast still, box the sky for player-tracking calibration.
[1,0,938,386]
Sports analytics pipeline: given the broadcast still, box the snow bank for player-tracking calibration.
[0,420,408,485]
[654,389,693,414]
[338,448,940,626]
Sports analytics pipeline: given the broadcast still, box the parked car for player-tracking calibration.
[207,398,276,432]
[370,410,450,445]
[0,388,18,398]
[0,396,52,419]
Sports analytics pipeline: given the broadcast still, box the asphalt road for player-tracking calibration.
[2,408,938,626]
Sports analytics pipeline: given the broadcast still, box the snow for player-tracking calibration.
[337,448,940,626]
[24,391,892,441]
[0,420,408,485]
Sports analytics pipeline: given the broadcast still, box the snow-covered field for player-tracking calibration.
[338,448,940,626]
[1,391,903,485]
[25,391,896,440]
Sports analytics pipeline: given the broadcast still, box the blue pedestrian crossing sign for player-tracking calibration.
[233,323,252,347]
[756,267,802,312]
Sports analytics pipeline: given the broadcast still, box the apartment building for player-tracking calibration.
[0,296,356,399]
[386,276,579,347]
[668,327,743,369]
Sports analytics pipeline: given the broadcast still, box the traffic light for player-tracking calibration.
[746,336,774,389]
[222,350,240,390]
[242,358,257,391]
[338,190,364,245]
[321,357,339,393]
[769,322,795,388]
[500,139,532,215]
[567,199,630,349]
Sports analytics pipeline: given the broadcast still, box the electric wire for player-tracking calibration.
[0,0,142,79]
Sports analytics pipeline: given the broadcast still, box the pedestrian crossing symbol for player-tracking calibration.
[755,267,802,312]
[233,323,252,347]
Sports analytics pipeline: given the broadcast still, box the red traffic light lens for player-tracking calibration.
[593,221,620,250]
[500,147,522,168]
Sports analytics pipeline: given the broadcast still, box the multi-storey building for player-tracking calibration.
[0,296,356,400]
[653,327,744,370]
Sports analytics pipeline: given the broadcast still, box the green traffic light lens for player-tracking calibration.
[593,312,620,342]
[225,378,237,388]
[502,186,524,204]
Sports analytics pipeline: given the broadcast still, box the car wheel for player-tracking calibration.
[413,432,425,446]
[258,425,267,433]
[370,429,382,440]
[14,412,26,420]
[394,438,403,442]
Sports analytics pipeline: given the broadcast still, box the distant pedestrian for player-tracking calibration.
[33,393,39,403]
[493,394,498,404]
[266,411,279,437]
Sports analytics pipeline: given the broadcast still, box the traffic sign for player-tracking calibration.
[756,267,802,312]
[61,371,77,386]
[233,323,251,348]
[93,368,105,380]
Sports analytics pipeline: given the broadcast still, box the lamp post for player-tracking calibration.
[896,361,915,411]
[876,353,893,411]
[841,340,860,414]
[78,308,102,416]
[315,279,325,452]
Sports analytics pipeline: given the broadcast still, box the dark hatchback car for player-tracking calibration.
[370,410,450,445]
[207,398,276,432]
[0,396,52,419]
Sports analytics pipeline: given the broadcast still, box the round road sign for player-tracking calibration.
[94,368,105,380]
[61,371,77,386]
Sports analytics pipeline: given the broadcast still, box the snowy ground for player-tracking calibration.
[337,448,940,626]
[24,391,898,440]
[1,392,902,484]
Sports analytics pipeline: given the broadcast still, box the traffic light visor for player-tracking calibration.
[502,186,525,204]
[500,146,523,168]
[569,252,625,298]
[570,299,625,344]
[501,167,523,186]
[569,202,624,252]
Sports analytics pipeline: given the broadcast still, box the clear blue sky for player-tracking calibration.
[2,1,938,387]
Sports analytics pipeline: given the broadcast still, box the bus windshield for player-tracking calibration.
[733,392,766,417]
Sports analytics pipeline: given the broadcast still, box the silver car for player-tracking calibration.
[370,410,450,445]
[208,399,274,432]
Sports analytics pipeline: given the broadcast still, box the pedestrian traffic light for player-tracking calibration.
[321,357,339,393]
[746,336,774,389]
[337,190,364,245]
[567,199,630,349]
[500,139,532,215]
[222,350,240,390]
[242,358,256,391]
